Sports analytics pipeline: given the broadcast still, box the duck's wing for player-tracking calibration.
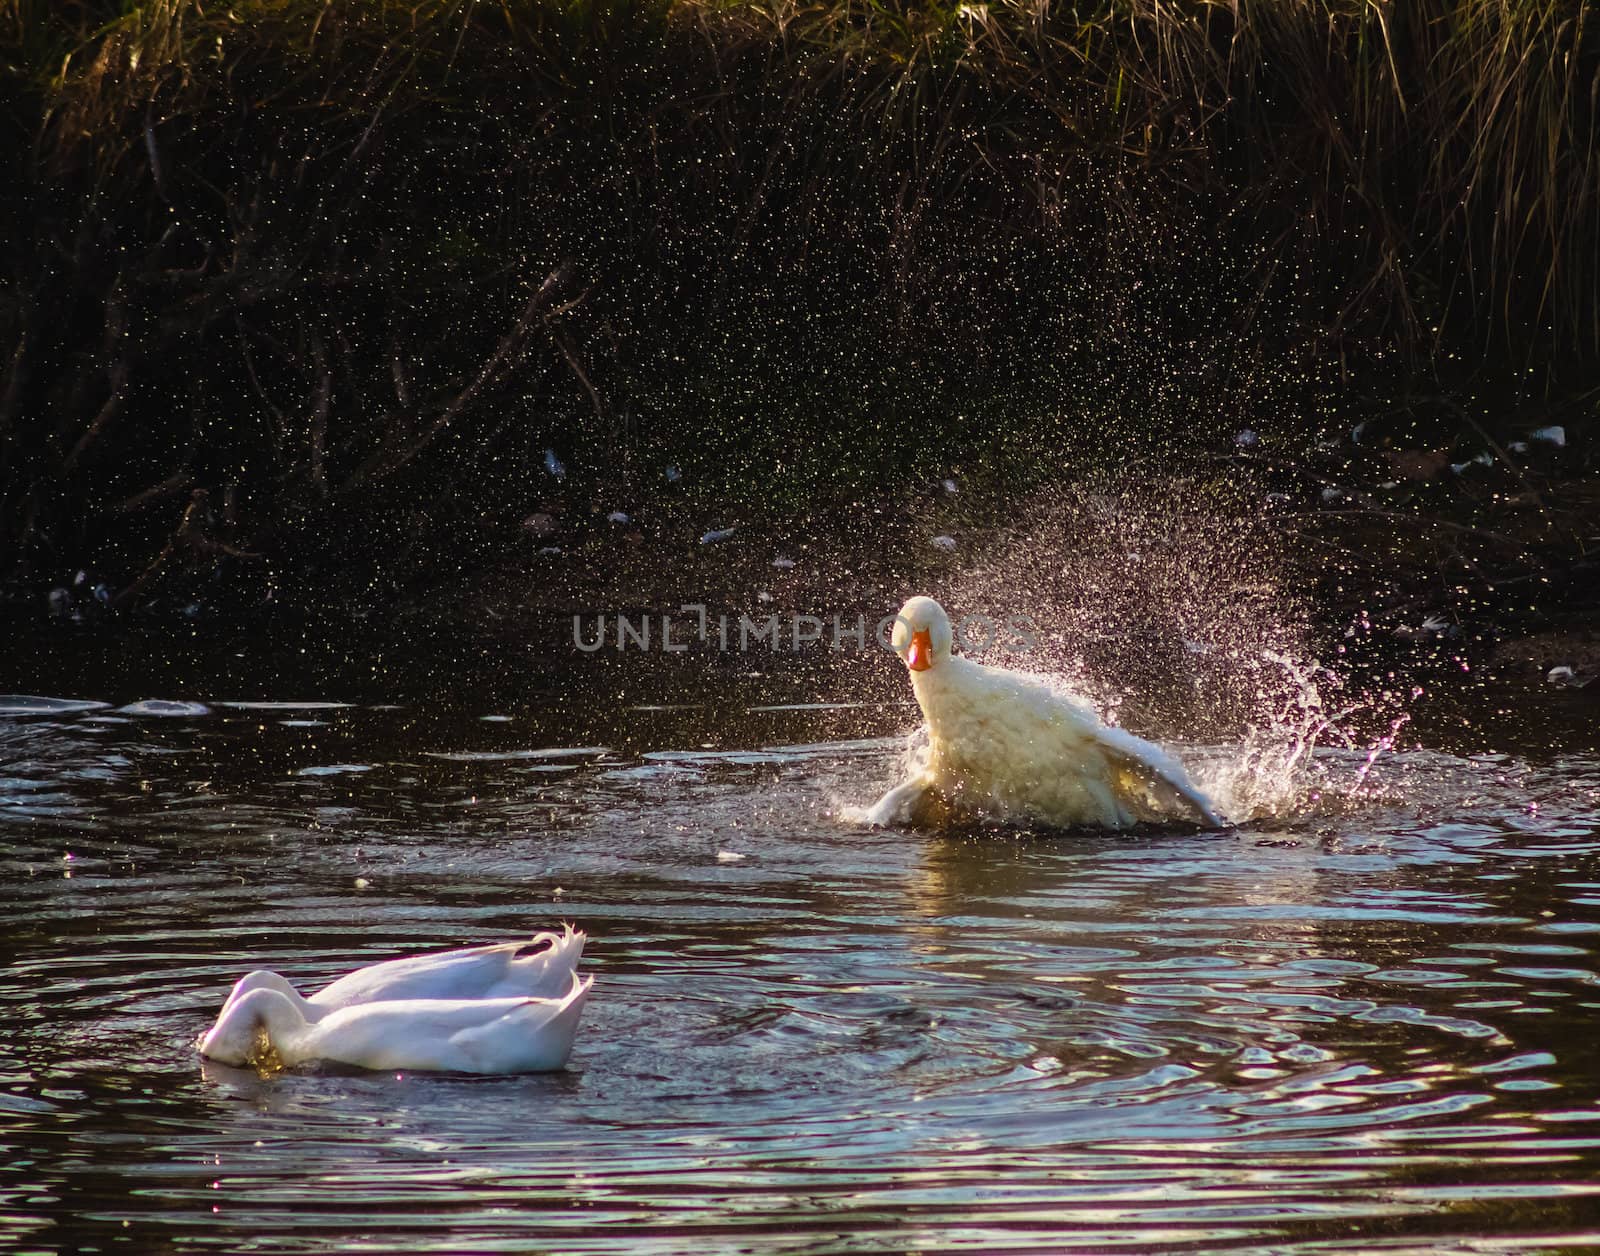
[862,779,930,826]
[1089,725,1224,827]
[303,995,546,1071]
[308,980,592,1073]
[862,777,962,828]
[309,928,584,1009]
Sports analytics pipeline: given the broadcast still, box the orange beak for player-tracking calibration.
[906,628,933,672]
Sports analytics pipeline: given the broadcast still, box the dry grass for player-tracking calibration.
[12,0,1592,355]
[1,0,1596,600]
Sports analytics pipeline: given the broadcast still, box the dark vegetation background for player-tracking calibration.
[1,0,1596,633]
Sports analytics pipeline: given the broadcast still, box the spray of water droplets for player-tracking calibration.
[924,482,1413,824]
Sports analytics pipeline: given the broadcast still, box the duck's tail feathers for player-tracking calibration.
[508,924,586,995]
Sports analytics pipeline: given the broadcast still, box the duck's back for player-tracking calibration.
[912,656,1217,828]
[310,929,584,1009]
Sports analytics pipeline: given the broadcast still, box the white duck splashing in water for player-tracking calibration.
[865,596,1224,830]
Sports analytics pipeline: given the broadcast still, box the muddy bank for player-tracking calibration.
[6,450,1594,763]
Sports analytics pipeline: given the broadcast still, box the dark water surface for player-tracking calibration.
[5,663,1600,1254]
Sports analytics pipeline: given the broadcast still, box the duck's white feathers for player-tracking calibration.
[218,925,586,1023]
[309,925,585,1008]
[199,973,592,1074]
[907,653,1221,829]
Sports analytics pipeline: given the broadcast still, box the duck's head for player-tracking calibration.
[891,596,954,673]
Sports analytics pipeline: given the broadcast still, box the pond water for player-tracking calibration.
[4,658,1600,1254]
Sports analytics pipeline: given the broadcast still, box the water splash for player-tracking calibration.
[1193,654,1415,822]
[1350,711,1415,796]
[835,726,932,825]
[925,484,1415,826]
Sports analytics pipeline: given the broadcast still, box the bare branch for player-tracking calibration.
[110,471,195,515]
[307,333,331,492]
[342,263,577,489]
[62,362,129,474]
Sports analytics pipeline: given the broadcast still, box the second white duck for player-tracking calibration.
[198,974,592,1073]
[870,596,1222,830]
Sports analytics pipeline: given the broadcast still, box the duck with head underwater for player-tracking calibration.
[867,596,1223,831]
[197,975,591,1074]
[197,927,592,1074]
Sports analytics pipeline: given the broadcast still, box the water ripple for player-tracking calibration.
[2,706,1600,1252]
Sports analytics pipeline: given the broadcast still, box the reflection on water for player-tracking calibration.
[4,691,1600,1254]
